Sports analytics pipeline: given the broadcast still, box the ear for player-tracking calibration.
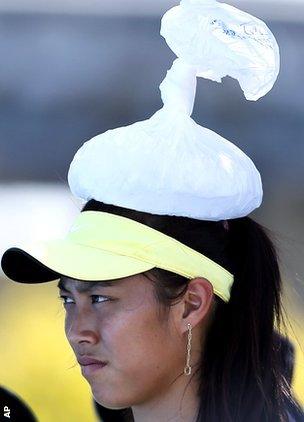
[177,277,214,334]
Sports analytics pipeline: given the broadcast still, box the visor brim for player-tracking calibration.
[1,239,155,284]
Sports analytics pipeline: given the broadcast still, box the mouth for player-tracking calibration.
[77,357,107,377]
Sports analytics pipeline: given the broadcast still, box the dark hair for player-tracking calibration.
[83,199,303,422]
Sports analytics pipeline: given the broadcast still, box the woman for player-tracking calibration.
[1,199,304,421]
[1,0,303,420]
[78,199,304,422]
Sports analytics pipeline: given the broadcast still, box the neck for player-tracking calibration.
[132,371,200,422]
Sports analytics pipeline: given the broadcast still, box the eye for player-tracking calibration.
[58,295,111,305]
[59,295,75,305]
[91,295,110,304]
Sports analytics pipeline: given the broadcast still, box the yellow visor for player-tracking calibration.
[1,211,234,303]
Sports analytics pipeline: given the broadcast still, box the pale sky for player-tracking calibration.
[0,0,303,21]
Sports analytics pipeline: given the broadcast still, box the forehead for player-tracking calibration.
[58,277,121,293]
[57,274,149,294]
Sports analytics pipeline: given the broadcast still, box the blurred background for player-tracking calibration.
[0,0,303,421]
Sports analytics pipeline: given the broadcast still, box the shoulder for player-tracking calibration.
[0,385,37,421]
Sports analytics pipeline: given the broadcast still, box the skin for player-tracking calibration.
[58,273,214,422]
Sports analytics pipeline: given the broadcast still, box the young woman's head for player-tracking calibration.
[60,273,212,418]
[59,199,300,422]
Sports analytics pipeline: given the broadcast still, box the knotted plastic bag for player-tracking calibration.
[68,0,279,220]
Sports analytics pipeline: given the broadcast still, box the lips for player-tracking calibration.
[77,356,107,366]
[77,356,107,377]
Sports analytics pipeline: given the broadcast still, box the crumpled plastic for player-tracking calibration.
[69,105,262,220]
[68,0,278,221]
[161,0,280,101]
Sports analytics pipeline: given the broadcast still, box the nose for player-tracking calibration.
[66,308,100,346]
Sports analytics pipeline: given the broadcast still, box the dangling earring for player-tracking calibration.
[184,323,192,376]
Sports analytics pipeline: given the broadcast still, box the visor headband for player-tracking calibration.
[67,211,234,302]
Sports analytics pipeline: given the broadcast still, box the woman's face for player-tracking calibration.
[58,274,187,409]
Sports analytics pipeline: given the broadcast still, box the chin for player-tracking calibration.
[93,395,132,411]
[91,386,133,410]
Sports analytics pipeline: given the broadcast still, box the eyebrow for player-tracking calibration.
[57,278,116,293]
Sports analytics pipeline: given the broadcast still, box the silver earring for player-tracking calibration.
[184,323,192,376]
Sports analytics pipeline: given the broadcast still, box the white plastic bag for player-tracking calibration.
[161,0,280,100]
[68,0,279,220]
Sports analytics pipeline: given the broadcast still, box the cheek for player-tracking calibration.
[105,307,171,364]
[93,307,184,408]
[64,312,72,338]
